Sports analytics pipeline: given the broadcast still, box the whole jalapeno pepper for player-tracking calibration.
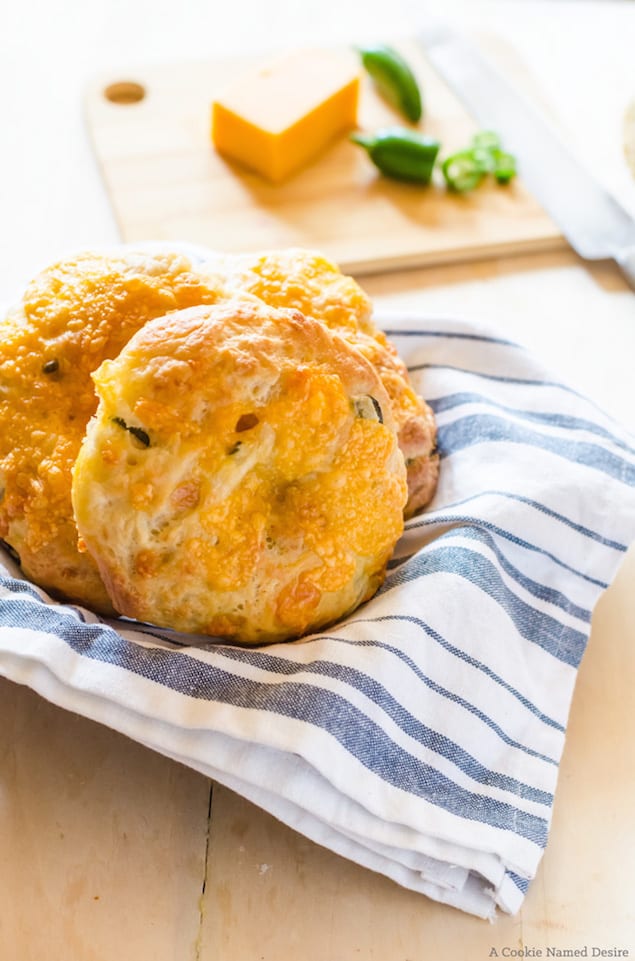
[358,45,423,123]
[351,127,440,184]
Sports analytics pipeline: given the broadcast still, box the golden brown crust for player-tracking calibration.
[345,329,438,517]
[201,248,438,515]
[71,299,407,642]
[0,249,224,611]
[201,248,376,336]
[0,244,437,625]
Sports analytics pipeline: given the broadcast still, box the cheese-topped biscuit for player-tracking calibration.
[0,249,223,611]
[71,299,407,643]
[201,248,438,515]
[201,247,376,336]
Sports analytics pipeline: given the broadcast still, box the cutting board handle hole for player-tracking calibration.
[103,81,146,105]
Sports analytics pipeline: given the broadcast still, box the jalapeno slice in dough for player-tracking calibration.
[111,416,150,448]
[353,395,384,423]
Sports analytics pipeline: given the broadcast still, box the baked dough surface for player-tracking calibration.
[0,249,223,611]
[202,248,439,515]
[72,299,407,642]
[0,245,436,627]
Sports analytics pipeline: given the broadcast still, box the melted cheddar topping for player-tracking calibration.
[71,300,407,642]
[0,250,223,610]
[1,246,432,624]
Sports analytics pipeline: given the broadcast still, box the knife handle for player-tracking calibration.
[615,247,635,291]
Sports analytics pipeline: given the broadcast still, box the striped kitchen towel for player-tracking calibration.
[1,312,634,919]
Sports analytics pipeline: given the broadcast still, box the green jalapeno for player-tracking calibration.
[471,147,496,174]
[111,416,151,448]
[471,130,501,152]
[351,127,440,183]
[358,45,423,123]
[441,151,484,192]
[492,149,517,184]
[442,131,517,191]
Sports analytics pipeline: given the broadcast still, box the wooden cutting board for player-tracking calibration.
[85,38,565,275]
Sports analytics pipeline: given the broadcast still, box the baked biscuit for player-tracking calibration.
[71,299,407,643]
[349,329,439,515]
[201,247,377,336]
[0,249,223,612]
[201,248,438,516]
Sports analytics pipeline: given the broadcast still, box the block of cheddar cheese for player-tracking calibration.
[211,48,360,183]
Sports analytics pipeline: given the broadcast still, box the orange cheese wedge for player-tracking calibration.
[211,49,360,183]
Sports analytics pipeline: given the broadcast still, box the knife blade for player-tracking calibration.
[419,24,635,289]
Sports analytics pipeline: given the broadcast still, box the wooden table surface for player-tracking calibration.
[2,1,634,958]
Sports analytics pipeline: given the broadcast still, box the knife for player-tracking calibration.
[419,24,635,290]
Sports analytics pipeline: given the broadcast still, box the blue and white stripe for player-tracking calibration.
[1,312,634,920]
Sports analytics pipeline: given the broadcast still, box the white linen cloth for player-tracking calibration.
[1,312,633,919]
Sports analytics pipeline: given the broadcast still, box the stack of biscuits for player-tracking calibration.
[0,248,438,643]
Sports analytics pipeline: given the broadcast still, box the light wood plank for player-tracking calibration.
[198,547,635,959]
[0,680,212,961]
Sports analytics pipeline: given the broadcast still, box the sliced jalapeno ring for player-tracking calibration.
[492,149,517,184]
[353,395,384,423]
[441,151,484,192]
[471,130,502,152]
[471,145,497,174]
[358,45,423,123]
[351,127,440,184]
